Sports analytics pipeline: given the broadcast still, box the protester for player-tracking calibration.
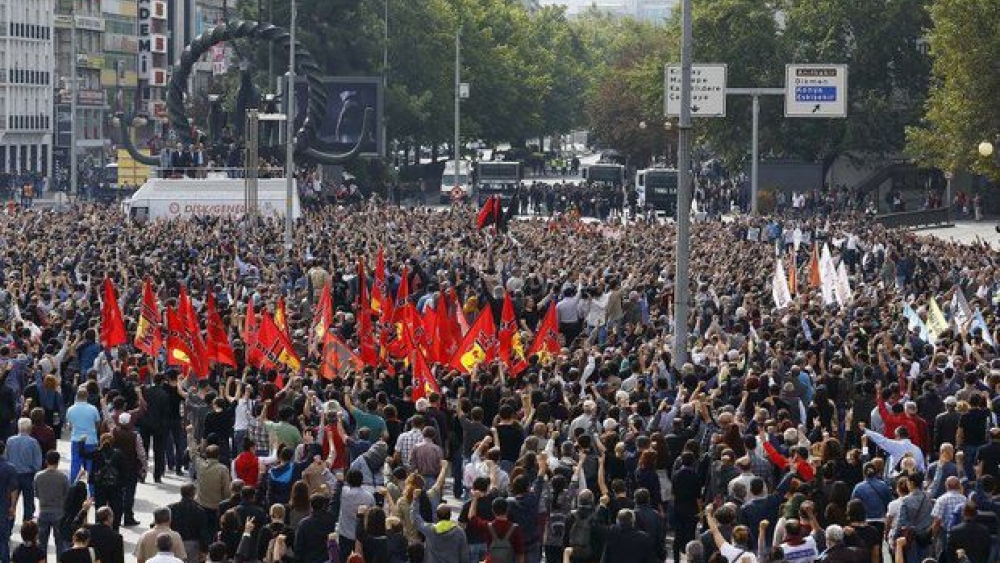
[34,450,69,554]
[0,200,998,563]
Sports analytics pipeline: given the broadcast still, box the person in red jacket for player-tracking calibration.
[233,437,261,488]
[876,382,929,452]
[467,492,526,563]
[760,427,815,481]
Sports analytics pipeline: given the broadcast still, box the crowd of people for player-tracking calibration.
[0,198,997,563]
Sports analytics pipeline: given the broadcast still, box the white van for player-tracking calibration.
[123,177,302,222]
[440,159,473,203]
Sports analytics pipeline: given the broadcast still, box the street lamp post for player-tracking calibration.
[69,10,78,198]
[672,0,694,368]
[284,0,296,258]
[454,28,461,192]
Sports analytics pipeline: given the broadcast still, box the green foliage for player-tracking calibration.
[780,0,931,166]
[906,0,1000,180]
[578,15,677,165]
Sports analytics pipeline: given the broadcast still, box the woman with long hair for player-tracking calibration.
[635,450,663,513]
[286,480,311,528]
[355,506,390,563]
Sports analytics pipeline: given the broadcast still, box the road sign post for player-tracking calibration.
[666,63,727,118]
[784,64,848,118]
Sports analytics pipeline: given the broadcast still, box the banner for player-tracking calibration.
[926,297,949,341]
[772,258,793,310]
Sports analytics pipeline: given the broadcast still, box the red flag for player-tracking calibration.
[100,278,127,348]
[379,266,408,353]
[372,247,387,315]
[448,307,498,373]
[165,306,195,369]
[275,297,291,337]
[526,302,560,362]
[321,331,362,380]
[133,279,162,357]
[179,286,209,378]
[476,195,500,230]
[411,349,440,401]
[357,305,378,367]
[205,291,235,367]
[310,281,334,354]
[448,287,470,336]
[787,251,798,297]
[251,311,286,370]
[499,292,524,367]
[808,242,821,289]
[431,293,456,364]
[419,304,437,362]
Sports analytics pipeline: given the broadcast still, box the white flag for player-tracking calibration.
[972,308,995,347]
[772,258,793,310]
[903,303,930,342]
[951,288,973,330]
[835,262,852,306]
[820,244,838,306]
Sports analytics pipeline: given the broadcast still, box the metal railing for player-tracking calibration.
[875,207,951,229]
[153,165,287,179]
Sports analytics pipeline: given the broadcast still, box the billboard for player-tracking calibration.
[295,76,384,158]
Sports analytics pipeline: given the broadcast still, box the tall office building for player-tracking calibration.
[0,0,55,175]
[54,0,105,162]
[102,0,139,119]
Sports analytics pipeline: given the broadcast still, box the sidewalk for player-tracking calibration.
[918,220,999,247]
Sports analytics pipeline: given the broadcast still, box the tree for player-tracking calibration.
[682,0,788,170]
[524,5,589,140]
[906,0,1000,181]
[780,0,931,171]
[580,16,677,165]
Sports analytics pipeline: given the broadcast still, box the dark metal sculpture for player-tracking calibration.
[118,19,372,167]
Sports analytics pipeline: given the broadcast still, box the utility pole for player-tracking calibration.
[751,94,759,215]
[69,10,78,198]
[672,0,693,368]
[284,0,296,257]
[383,0,388,159]
[453,27,460,191]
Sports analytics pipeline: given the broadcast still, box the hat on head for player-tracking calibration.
[118,413,131,426]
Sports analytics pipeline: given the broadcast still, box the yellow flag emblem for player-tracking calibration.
[460,343,487,371]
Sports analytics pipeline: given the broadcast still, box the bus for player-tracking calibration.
[440,159,473,203]
[476,161,521,205]
[636,167,679,216]
[582,163,625,187]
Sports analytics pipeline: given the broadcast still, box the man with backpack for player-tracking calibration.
[467,493,525,563]
[564,489,601,563]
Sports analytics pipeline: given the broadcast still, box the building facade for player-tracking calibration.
[102,0,139,119]
[0,0,55,176]
[137,0,169,121]
[54,0,105,159]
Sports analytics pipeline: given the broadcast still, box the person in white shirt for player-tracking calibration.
[862,425,926,475]
[707,504,759,563]
[146,534,185,563]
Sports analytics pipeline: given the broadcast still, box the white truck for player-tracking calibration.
[122,177,302,222]
[440,159,473,203]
